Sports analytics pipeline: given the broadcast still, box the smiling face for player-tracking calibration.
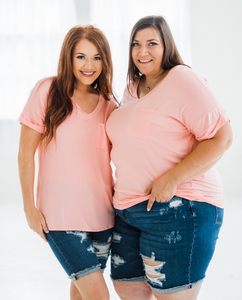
[132,27,164,77]
[72,39,102,87]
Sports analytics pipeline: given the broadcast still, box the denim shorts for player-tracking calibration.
[111,197,223,294]
[44,228,112,282]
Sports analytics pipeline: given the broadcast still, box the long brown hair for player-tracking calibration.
[42,25,113,146]
[128,15,185,83]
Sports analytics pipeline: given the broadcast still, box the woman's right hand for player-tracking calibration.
[25,207,49,242]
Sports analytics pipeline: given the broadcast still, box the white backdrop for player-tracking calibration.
[0,0,77,119]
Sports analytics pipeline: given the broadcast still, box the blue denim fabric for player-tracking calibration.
[44,228,112,281]
[111,197,223,294]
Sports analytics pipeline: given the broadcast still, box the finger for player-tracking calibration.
[147,194,156,212]
[42,220,49,234]
[39,229,48,242]
[40,214,49,233]
[143,184,152,196]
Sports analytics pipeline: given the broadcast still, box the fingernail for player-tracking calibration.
[147,207,150,212]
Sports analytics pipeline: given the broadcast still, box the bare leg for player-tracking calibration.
[113,281,156,300]
[74,270,109,300]
[70,281,82,300]
[113,281,201,300]
[153,284,202,300]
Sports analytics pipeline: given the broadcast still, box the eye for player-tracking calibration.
[94,56,101,60]
[132,42,139,47]
[76,55,85,60]
[149,42,158,46]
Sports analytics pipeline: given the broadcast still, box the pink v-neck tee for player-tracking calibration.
[19,78,116,231]
[106,66,230,210]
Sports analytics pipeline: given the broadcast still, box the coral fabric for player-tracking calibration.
[19,78,116,231]
[106,66,230,210]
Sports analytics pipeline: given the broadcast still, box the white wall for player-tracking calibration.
[190,0,242,198]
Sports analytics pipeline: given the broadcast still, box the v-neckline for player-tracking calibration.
[71,93,102,118]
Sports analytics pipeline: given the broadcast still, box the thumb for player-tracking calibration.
[143,184,152,196]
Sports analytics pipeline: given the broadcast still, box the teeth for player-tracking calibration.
[82,71,95,75]
[139,59,152,63]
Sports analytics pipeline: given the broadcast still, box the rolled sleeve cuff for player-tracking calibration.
[19,114,45,134]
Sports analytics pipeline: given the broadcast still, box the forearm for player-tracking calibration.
[168,135,231,186]
[18,151,36,212]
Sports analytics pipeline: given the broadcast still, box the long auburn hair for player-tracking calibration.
[127,15,185,83]
[42,25,113,146]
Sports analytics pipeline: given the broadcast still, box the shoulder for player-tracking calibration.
[26,77,54,109]
[100,94,118,115]
[108,93,119,108]
[31,77,54,95]
[119,80,139,106]
[169,65,207,85]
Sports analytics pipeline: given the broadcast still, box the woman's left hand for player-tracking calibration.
[144,173,178,211]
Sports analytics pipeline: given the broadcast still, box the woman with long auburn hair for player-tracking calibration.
[18,25,117,300]
[106,16,233,300]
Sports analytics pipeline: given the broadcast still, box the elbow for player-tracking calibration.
[223,129,233,151]
[226,134,233,150]
[18,147,34,166]
[213,122,233,151]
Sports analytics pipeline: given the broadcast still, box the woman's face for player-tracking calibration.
[132,27,164,77]
[73,39,102,86]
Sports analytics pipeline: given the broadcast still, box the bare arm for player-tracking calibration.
[146,122,233,211]
[18,124,49,241]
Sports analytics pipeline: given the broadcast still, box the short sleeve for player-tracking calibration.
[19,77,52,133]
[190,107,230,141]
[177,67,230,141]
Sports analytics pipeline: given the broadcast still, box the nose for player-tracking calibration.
[85,59,93,69]
[139,45,148,56]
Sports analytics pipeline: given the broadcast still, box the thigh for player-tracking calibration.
[111,213,145,281]
[125,197,223,294]
[45,229,111,281]
[89,228,113,270]
[189,201,224,281]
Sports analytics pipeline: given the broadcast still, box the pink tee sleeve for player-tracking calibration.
[19,78,52,133]
[178,67,230,142]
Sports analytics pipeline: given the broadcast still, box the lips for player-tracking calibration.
[80,71,96,77]
[138,59,152,64]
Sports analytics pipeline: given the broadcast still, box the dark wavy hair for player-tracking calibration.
[128,15,185,83]
[42,25,114,146]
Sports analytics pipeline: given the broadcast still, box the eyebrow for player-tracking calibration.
[75,52,100,56]
[133,39,159,42]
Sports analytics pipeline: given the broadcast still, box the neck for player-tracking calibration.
[145,69,166,89]
[75,81,94,94]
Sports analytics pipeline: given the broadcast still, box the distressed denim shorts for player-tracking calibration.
[44,228,112,281]
[111,197,223,294]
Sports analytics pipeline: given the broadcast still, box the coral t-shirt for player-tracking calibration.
[19,78,116,231]
[106,66,230,210]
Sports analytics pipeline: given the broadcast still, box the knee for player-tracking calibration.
[70,282,82,300]
[113,281,154,300]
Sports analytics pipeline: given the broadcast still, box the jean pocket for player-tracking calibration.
[96,123,110,150]
[215,207,224,225]
[127,108,156,139]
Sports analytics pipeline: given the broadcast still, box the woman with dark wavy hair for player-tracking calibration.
[106,16,232,300]
[18,25,116,300]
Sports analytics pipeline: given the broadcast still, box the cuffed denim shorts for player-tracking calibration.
[44,228,112,282]
[111,197,223,294]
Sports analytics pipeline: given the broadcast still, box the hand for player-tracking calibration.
[25,207,49,242]
[144,173,178,211]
